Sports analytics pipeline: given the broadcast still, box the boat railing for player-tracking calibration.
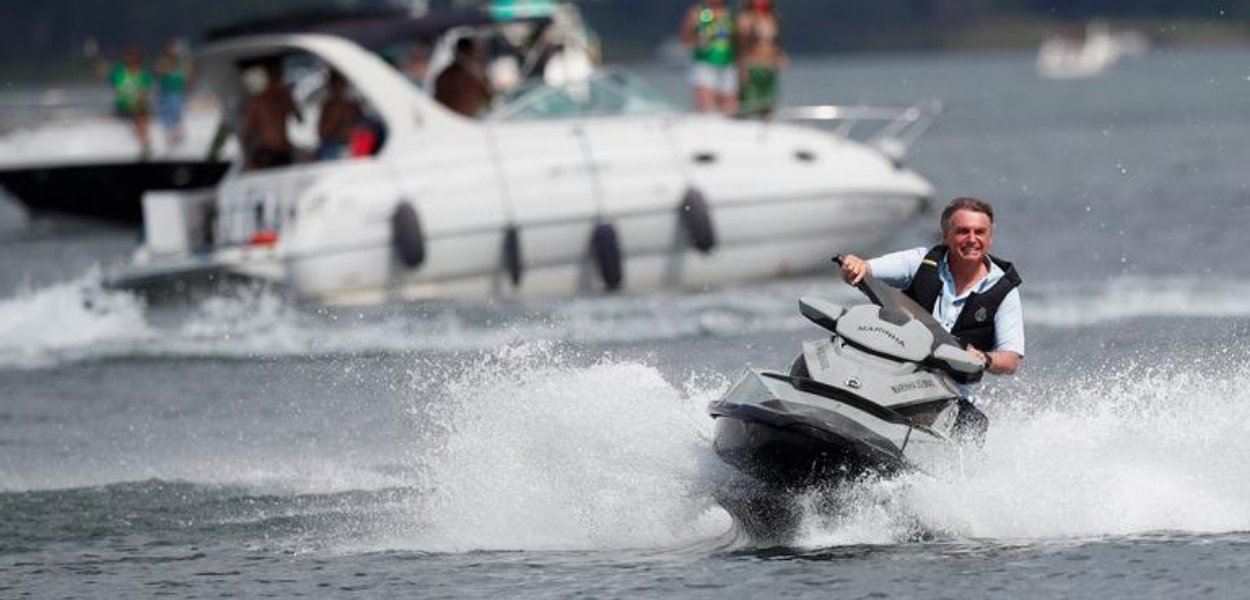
[773,100,943,161]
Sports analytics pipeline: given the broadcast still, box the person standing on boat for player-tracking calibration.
[736,0,786,117]
[839,197,1024,440]
[242,58,302,169]
[106,45,155,157]
[154,39,193,147]
[681,0,738,115]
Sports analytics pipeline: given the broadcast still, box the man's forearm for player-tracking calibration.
[986,351,1021,375]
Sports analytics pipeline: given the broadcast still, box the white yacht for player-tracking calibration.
[108,18,940,304]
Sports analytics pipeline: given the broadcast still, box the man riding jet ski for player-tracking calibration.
[709,197,1022,511]
[708,257,987,492]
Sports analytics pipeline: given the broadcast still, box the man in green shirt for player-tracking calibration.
[681,0,737,115]
[109,45,154,156]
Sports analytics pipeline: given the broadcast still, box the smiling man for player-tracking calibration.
[839,197,1023,443]
[840,197,1024,376]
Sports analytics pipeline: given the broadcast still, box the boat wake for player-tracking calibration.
[1027,276,1250,327]
[3,271,1250,370]
[0,272,830,369]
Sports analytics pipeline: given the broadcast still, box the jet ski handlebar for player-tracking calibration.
[831,254,896,312]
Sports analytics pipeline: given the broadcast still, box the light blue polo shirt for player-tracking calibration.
[867,247,1025,357]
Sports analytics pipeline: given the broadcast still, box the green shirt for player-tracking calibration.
[692,6,735,67]
[110,64,152,112]
[158,59,190,95]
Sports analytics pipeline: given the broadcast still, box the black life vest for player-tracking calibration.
[903,246,1022,353]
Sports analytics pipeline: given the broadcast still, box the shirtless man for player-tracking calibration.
[242,59,302,169]
[434,38,493,118]
[316,71,363,160]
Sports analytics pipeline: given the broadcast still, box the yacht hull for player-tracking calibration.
[0,161,229,224]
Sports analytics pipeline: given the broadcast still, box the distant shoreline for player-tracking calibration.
[2,16,1246,84]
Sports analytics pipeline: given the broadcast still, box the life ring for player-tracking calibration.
[679,187,716,253]
[392,201,425,268]
[591,222,623,291]
[502,225,523,287]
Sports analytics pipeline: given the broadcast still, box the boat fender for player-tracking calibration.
[590,222,623,291]
[679,187,716,253]
[392,201,425,268]
[502,225,523,286]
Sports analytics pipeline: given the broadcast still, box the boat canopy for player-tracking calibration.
[196,34,466,154]
[203,7,550,49]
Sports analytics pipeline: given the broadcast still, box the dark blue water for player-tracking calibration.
[3,47,1250,599]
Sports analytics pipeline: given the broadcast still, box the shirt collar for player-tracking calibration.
[939,254,1004,299]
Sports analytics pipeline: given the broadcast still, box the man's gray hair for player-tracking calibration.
[940,197,994,234]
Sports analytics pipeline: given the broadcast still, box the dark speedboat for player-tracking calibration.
[708,256,986,535]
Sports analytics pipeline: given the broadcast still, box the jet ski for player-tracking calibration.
[709,256,987,498]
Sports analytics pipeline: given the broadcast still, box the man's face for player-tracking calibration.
[942,209,993,266]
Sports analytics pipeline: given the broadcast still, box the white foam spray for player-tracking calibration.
[793,360,1250,547]
[0,271,152,368]
[397,343,733,552]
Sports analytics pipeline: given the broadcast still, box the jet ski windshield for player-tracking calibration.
[857,274,963,350]
[832,255,983,383]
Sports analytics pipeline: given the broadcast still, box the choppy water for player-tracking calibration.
[3,48,1250,598]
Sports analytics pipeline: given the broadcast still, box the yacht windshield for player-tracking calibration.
[490,69,677,121]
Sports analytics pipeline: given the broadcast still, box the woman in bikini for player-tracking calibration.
[736,0,787,117]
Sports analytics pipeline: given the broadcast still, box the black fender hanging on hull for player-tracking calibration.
[502,224,523,287]
[679,187,716,253]
[591,222,623,291]
[392,201,425,268]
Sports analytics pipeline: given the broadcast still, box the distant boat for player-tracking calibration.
[0,102,231,225]
[1036,21,1149,80]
